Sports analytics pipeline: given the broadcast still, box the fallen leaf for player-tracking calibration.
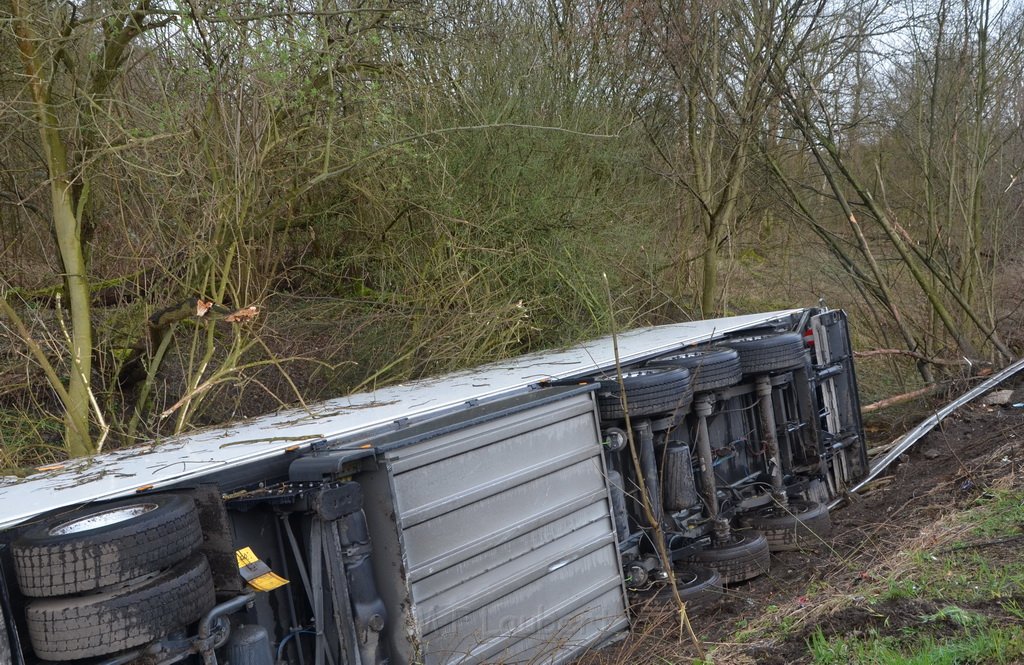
[196,299,213,317]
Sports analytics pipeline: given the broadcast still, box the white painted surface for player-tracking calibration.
[0,310,799,529]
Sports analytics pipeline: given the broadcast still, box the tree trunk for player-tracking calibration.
[700,228,719,316]
[51,170,94,457]
[12,0,94,456]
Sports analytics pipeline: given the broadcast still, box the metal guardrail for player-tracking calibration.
[830,356,1024,510]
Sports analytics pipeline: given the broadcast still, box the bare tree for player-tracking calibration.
[767,0,1016,367]
[633,0,815,316]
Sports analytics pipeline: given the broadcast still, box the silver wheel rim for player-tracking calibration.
[49,503,158,536]
[734,334,773,343]
[663,351,704,361]
[622,369,658,378]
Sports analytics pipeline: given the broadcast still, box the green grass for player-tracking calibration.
[918,606,988,628]
[967,491,1024,539]
[806,488,1024,663]
[880,577,921,601]
[712,484,1024,664]
[924,553,1024,602]
[808,625,1024,665]
[869,493,1024,606]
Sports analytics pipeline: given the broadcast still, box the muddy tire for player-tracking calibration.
[593,367,693,421]
[25,553,215,661]
[740,500,831,551]
[634,565,723,608]
[13,493,203,597]
[648,348,742,393]
[726,333,807,375]
[686,531,770,584]
[672,565,723,606]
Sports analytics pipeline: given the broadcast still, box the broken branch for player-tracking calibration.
[861,385,942,414]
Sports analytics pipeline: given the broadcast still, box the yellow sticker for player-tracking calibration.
[235,547,260,567]
[247,571,290,592]
[235,546,289,592]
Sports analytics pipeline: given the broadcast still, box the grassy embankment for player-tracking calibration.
[710,481,1024,664]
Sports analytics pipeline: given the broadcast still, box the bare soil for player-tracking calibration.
[580,386,1024,664]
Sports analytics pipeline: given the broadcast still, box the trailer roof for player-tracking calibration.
[0,310,799,529]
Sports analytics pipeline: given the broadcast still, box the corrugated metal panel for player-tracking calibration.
[421,551,623,665]
[385,391,627,665]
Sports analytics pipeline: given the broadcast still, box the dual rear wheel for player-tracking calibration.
[13,494,216,661]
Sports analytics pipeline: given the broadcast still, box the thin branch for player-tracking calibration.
[854,349,972,367]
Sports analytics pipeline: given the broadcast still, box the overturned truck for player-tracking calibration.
[0,307,867,665]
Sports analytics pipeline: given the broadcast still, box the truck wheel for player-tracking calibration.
[648,348,742,392]
[25,553,216,661]
[672,565,723,606]
[740,500,831,551]
[726,333,807,374]
[633,565,722,608]
[593,367,693,421]
[14,493,203,597]
[686,531,770,584]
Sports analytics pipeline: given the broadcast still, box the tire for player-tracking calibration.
[725,333,807,375]
[593,367,693,421]
[685,531,770,584]
[25,553,216,661]
[672,565,723,607]
[633,566,723,608]
[14,493,203,597]
[739,500,831,552]
[648,348,742,392]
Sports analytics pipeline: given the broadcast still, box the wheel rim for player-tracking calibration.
[732,334,775,343]
[662,351,704,361]
[758,500,814,519]
[619,369,661,379]
[49,504,158,536]
[673,568,700,586]
[717,532,746,547]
